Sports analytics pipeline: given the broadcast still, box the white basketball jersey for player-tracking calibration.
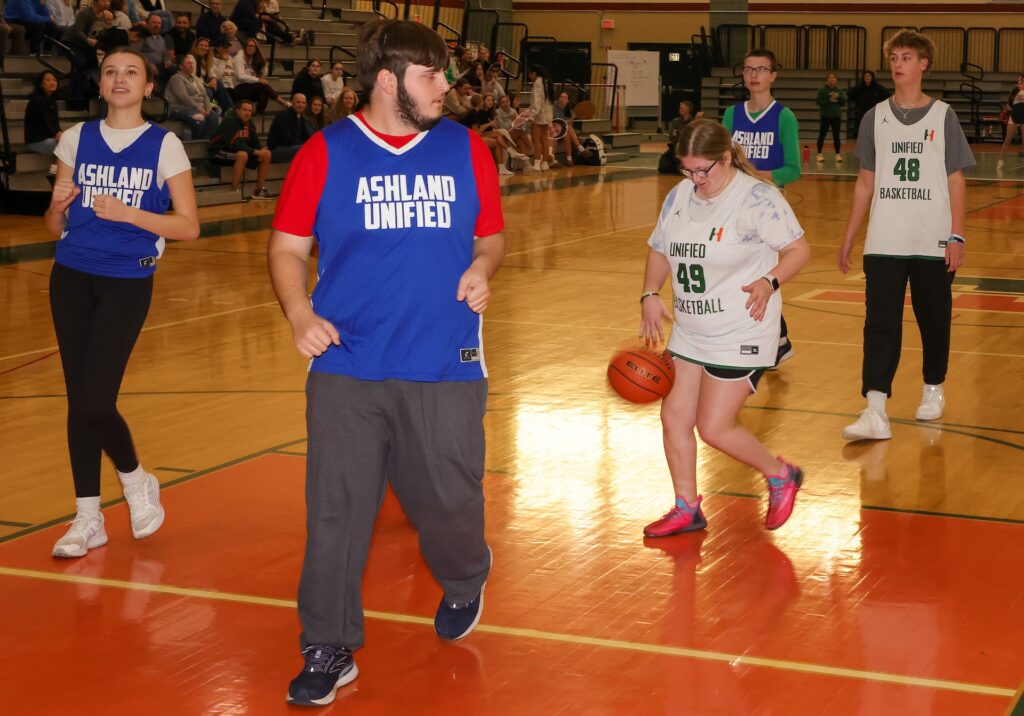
[865,100,951,259]
[657,172,782,369]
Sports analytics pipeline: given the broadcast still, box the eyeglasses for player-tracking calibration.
[741,66,773,75]
[680,158,718,180]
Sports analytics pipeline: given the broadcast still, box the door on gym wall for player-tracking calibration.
[628,43,707,127]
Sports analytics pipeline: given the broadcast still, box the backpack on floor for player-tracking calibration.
[575,134,607,166]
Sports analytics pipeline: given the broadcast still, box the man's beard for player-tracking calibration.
[396,77,441,132]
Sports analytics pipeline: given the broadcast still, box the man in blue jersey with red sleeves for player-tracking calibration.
[268,19,506,708]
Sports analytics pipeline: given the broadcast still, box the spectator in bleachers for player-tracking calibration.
[267,90,314,162]
[137,0,171,33]
[61,0,112,106]
[997,75,1024,170]
[209,98,272,199]
[658,100,700,174]
[291,58,323,102]
[4,0,58,53]
[461,93,511,175]
[108,0,130,30]
[229,0,258,39]
[1,14,29,58]
[321,60,344,105]
[477,45,490,66]
[442,78,472,119]
[495,93,532,158]
[211,36,236,91]
[550,90,592,167]
[525,64,553,172]
[124,0,139,23]
[190,35,232,108]
[255,0,290,45]
[325,86,357,124]
[481,64,504,100]
[167,13,194,59]
[165,52,219,138]
[444,45,466,84]
[305,94,324,130]
[139,13,174,84]
[847,70,890,138]
[231,36,288,112]
[195,0,225,43]
[24,69,62,181]
[219,19,240,55]
[466,61,484,90]
[45,0,74,36]
[814,71,846,162]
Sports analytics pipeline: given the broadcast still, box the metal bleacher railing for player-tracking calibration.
[715,23,867,76]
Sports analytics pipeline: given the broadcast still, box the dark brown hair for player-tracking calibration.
[101,46,155,84]
[744,48,778,72]
[355,19,448,96]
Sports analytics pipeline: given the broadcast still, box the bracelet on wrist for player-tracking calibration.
[640,291,660,303]
[948,234,966,245]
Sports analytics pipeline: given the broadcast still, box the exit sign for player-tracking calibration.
[669,52,680,61]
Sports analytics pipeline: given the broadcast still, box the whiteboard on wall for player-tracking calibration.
[607,50,660,107]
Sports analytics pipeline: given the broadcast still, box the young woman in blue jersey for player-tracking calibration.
[45,46,199,558]
[639,119,810,538]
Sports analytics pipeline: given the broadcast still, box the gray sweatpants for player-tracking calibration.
[298,371,491,651]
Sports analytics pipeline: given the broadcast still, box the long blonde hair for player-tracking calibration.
[676,118,761,180]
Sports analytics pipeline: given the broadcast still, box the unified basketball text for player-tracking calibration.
[731,130,775,160]
[356,174,456,230]
[77,163,153,209]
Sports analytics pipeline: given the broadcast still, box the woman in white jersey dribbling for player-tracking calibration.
[639,119,810,537]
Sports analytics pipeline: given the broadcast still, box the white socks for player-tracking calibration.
[118,464,146,485]
[866,390,887,414]
[76,496,101,516]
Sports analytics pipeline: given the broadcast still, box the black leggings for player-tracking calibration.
[817,116,841,153]
[862,255,954,397]
[49,263,153,498]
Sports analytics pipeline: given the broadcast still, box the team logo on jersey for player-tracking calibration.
[924,129,935,141]
[459,348,481,363]
[740,345,760,355]
[707,227,724,242]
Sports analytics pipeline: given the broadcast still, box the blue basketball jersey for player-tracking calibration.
[730,101,785,171]
[310,117,485,382]
[57,121,171,278]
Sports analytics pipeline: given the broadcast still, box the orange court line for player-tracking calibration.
[0,564,1015,699]
[792,288,1024,314]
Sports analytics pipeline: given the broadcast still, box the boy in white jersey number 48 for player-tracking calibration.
[838,30,974,441]
[640,120,810,537]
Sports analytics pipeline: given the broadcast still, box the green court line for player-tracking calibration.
[0,520,32,528]
[0,564,1015,699]
[153,466,195,473]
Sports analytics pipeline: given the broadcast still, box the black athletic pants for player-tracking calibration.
[817,116,841,153]
[49,263,153,497]
[862,255,954,397]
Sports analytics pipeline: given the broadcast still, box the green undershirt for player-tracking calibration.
[722,103,801,187]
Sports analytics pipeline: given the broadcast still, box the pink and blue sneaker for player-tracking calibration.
[644,495,708,538]
[764,459,804,530]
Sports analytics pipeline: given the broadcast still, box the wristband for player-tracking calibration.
[640,291,660,303]
[948,234,966,245]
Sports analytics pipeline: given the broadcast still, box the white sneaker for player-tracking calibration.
[497,164,513,175]
[121,472,165,539]
[52,512,107,558]
[540,161,549,171]
[523,162,540,173]
[915,384,945,421]
[997,159,1005,169]
[842,409,892,441]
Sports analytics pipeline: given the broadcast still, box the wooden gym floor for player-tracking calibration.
[2,151,1024,714]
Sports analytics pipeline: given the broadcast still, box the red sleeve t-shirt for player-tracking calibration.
[272,113,504,237]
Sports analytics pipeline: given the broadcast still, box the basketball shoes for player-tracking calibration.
[765,459,803,530]
[286,644,358,706]
[915,384,945,421]
[52,511,107,558]
[119,470,165,539]
[643,496,707,537]
[842,409,892,441]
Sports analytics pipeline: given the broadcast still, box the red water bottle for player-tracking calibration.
[801,145,810,163]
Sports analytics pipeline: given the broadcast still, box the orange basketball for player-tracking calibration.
[607,349,676,404]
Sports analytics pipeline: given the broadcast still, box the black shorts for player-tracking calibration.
[1012,102,1024,124]
[212,150,261,169]
[704,365,765,393]
[668,350,765,393]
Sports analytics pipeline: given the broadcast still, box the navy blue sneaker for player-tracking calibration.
[434,586,485,640]
[286,644,358,707]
